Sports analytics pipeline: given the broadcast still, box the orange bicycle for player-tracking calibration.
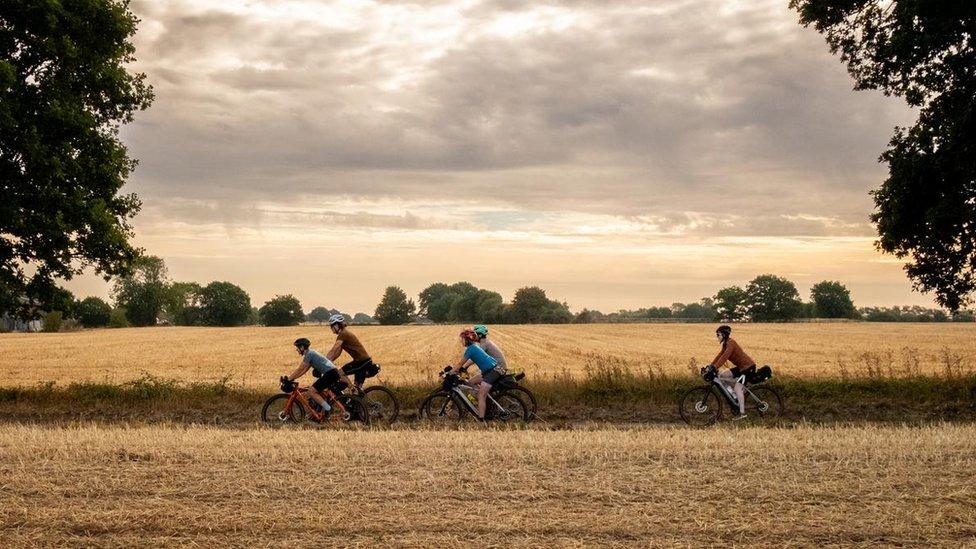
[262,376,370,426]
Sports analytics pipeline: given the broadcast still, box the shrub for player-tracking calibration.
[41,311,63,332]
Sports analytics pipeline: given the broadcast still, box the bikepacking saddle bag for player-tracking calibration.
[494,374,518,390]
[363,361,380,378]
[748,365,773,384]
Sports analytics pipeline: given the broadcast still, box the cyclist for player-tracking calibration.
[708,325,756,420]
[325,314,374,390]
[285,337,347,412]
[450,329,501,420]
[472,324,507,373]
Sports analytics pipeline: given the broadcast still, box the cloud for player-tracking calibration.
[75,0,935,310]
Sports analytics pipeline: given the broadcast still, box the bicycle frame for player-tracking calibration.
[711,375,766,411]
[286,386,348,423]
[450,382,505,416]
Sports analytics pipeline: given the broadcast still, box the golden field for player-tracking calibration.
[0,423,973,546]
[0,323,973,388]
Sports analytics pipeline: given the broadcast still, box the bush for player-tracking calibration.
[41,311,63,332]
[59,319,82,332]
[108,307,130,328]
[76,296,112,328]
[259,295,305,326]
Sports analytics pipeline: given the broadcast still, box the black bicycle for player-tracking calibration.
[419,367,530,423]
[679,365,783,426]
[345,361,400,426]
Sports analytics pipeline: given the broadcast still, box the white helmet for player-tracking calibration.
[328,313,346,326]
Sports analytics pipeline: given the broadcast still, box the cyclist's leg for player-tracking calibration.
[310,375,332,408]
[478,369,502,419]
[733,381,746,415]
[341,359,371,390]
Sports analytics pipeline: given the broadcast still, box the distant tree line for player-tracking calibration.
[7,266,975,332]
[368,282,574,325]
[573,275,975,324]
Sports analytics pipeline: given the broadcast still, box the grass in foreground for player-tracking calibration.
[1,424,974,546]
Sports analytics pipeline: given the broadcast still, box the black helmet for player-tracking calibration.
[716,325,732,339]
[293,337,311,349]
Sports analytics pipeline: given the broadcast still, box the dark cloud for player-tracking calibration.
[122,0,914,237]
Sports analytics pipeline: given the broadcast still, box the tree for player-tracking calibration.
[745,274,803,322]
[0,1,153,319]
[674,300,716,320]
[792,1,976,311]
[307,306,332,324]
[810,280,857,318]
[198,281,251,326]
[374,286,415,325]
[165,281,202,326]
[714,286,748,321]
[112,256,169,326]
[76,296,111,328]
[507,286,573,324]
[427,291,460,322]
[417,283,450,317]
[259,294,305,326]
[351,312,375,324]
[474,289,505,322]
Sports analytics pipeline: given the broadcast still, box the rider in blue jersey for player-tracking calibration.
[450,329,500,420]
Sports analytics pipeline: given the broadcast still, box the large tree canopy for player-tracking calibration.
[792,0,976,310]
[0,0,153,318]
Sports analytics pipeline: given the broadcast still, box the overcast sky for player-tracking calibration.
[69,0,928,313]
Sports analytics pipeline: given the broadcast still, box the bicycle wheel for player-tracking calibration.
[489,390,529,423]
[678,386,722,427]
[419,391,464,423]
[261,394,305,424]
[744,385,784,421]
[361,386,399,425]
[509,385,538,420]
[336,395,370,426]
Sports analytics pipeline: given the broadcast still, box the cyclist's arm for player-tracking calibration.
[288,362,311,382]
[711,346,733,369]
[453,358,474,373]
[325,339,343,362]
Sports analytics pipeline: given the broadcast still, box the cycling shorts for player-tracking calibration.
[312,368,341,393]
[341,358,376,385]
[730,364,757,379]
[481,367,504,387]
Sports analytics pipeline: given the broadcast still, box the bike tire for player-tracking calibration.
[261,394,305,424]
[490,390,529,423]
[337,394,370,426]
[678,386,722,427]
[745,385,784,421]
[509,384,538,420]
[361,386,399,425]
[419,391,465,423]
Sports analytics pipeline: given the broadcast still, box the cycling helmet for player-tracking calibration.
[716,325,732,340]
[459,329,478,345]
[328,314,346,326]
[472,324,488,337]
[294,337,311,349]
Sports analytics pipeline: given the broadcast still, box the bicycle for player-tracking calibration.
[481,368,538,420]
[419,367,529,424]
[345,361,400,426]
[679,365,783,427]
[262,376,370,426]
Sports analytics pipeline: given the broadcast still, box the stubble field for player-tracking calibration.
[1,322,973,389]
[1,423,974,546]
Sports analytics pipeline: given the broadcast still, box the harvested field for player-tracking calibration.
[1,423,974,546]
[0,323,973,389]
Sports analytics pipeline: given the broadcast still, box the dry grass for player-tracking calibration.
[0,323,973,389]
[1,423,974,546]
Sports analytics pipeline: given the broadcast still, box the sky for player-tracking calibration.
[66,0,932,314]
